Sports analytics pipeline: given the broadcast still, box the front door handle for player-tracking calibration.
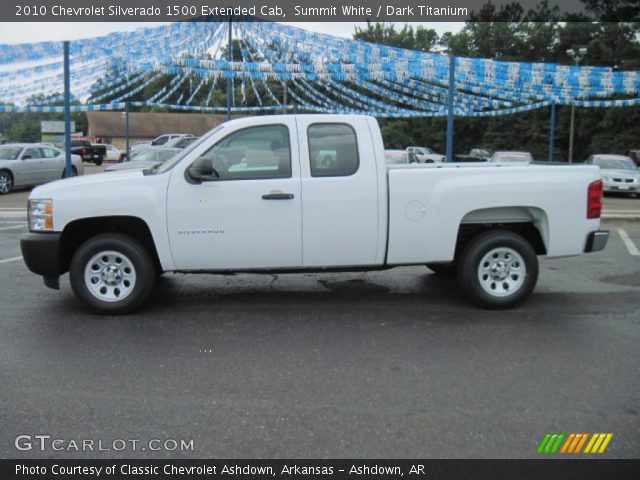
[262,193,294,200]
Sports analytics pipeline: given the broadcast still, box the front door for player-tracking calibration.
[19,147,46,184]
[166,120,302,270]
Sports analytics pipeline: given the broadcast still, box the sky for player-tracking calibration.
[0,22,464,45]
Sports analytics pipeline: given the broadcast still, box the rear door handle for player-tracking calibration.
[262,193,294,200]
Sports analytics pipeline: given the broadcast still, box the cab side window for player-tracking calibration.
[41,148,59,158]
[308,124,359,177]
[200,125,291,180]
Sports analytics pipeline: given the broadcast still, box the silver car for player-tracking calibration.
[0,144,84,194]
[585,154,640,195]
[489,151,534,163]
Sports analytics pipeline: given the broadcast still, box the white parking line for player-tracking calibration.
[617,228,640,256]
[0,224,27,231]
[0,256,22,264]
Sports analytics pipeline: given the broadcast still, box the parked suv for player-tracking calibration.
[70,140,107,166]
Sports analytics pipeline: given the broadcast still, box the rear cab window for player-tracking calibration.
[308,123,359,177]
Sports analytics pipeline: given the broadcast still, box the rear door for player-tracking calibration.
[296,116,381,267]
[39,147,64,181]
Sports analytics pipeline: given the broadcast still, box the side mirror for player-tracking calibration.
[22,154,32,160]
[185,157,219,184]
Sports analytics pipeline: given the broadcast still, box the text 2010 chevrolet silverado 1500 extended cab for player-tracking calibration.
[21,115,608,314]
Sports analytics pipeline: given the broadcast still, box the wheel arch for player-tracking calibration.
[455,206,549,258]
[60,216,161,274]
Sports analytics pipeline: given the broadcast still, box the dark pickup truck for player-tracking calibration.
[70,140,107,166]
[455,148,492,162]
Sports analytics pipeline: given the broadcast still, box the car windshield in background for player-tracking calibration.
[0,147,22,160]
[174,137,198,148]
[595,159,637,170]
[136,150,178,163]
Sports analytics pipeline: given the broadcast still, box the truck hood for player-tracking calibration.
[30,170,145,198]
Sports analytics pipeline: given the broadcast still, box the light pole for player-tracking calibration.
[566,47,587,163]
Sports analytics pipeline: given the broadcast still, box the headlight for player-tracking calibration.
[28,199,53,231]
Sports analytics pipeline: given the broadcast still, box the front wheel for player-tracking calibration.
[457,230,538,309]
[70,233,156,314]
[94,156,104,166]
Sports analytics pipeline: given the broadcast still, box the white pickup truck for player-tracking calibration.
[21,115,608,314]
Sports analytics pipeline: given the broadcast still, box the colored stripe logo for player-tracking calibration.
[537,433,612,454]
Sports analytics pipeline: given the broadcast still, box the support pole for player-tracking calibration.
[445,55,455,163]
[63,41,72,178]
[226,19,232,121]
[125,101,130,162]
[547,102,556,162]
[568,102,576,163]
[282,81,287,114]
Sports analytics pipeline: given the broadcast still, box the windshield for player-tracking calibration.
[155,126,225,174]
[492,152,532,162]
[595,159,637,170]
[385,151,408,164]
[0,147,22,160]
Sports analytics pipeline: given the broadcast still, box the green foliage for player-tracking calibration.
[354,22,438,52]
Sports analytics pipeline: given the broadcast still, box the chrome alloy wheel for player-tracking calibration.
[477,247,526,297]
[84,250,137,302]
[0,172,12,194]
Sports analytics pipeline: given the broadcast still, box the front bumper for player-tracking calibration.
[584,230,609,253]
[20,232,63,289]
[603,180,639,193]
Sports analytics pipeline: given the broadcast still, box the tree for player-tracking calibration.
[354,22,438,52]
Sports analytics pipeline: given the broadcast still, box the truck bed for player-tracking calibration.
[385,162,601,264]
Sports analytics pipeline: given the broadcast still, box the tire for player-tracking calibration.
[69,233,156,314]
[61,166,78,179]
[94,156,104,166]
[0,170,13,194]
[457,230,538,309]
[426,262,457,277]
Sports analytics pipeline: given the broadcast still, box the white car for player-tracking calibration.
[585,154,640,195]
[0,144,84,194]
[406,146,446,163]
[95,144,122,162]
[21,115,608,313]
[385,149,409,164]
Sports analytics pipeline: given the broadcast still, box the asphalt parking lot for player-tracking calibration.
[0,171,639,459]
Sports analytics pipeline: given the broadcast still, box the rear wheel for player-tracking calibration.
[70,233,156,314]
[94,156,104,166]
[0,170,13,194]
[457,230,538,309]
[61,166,78,179]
